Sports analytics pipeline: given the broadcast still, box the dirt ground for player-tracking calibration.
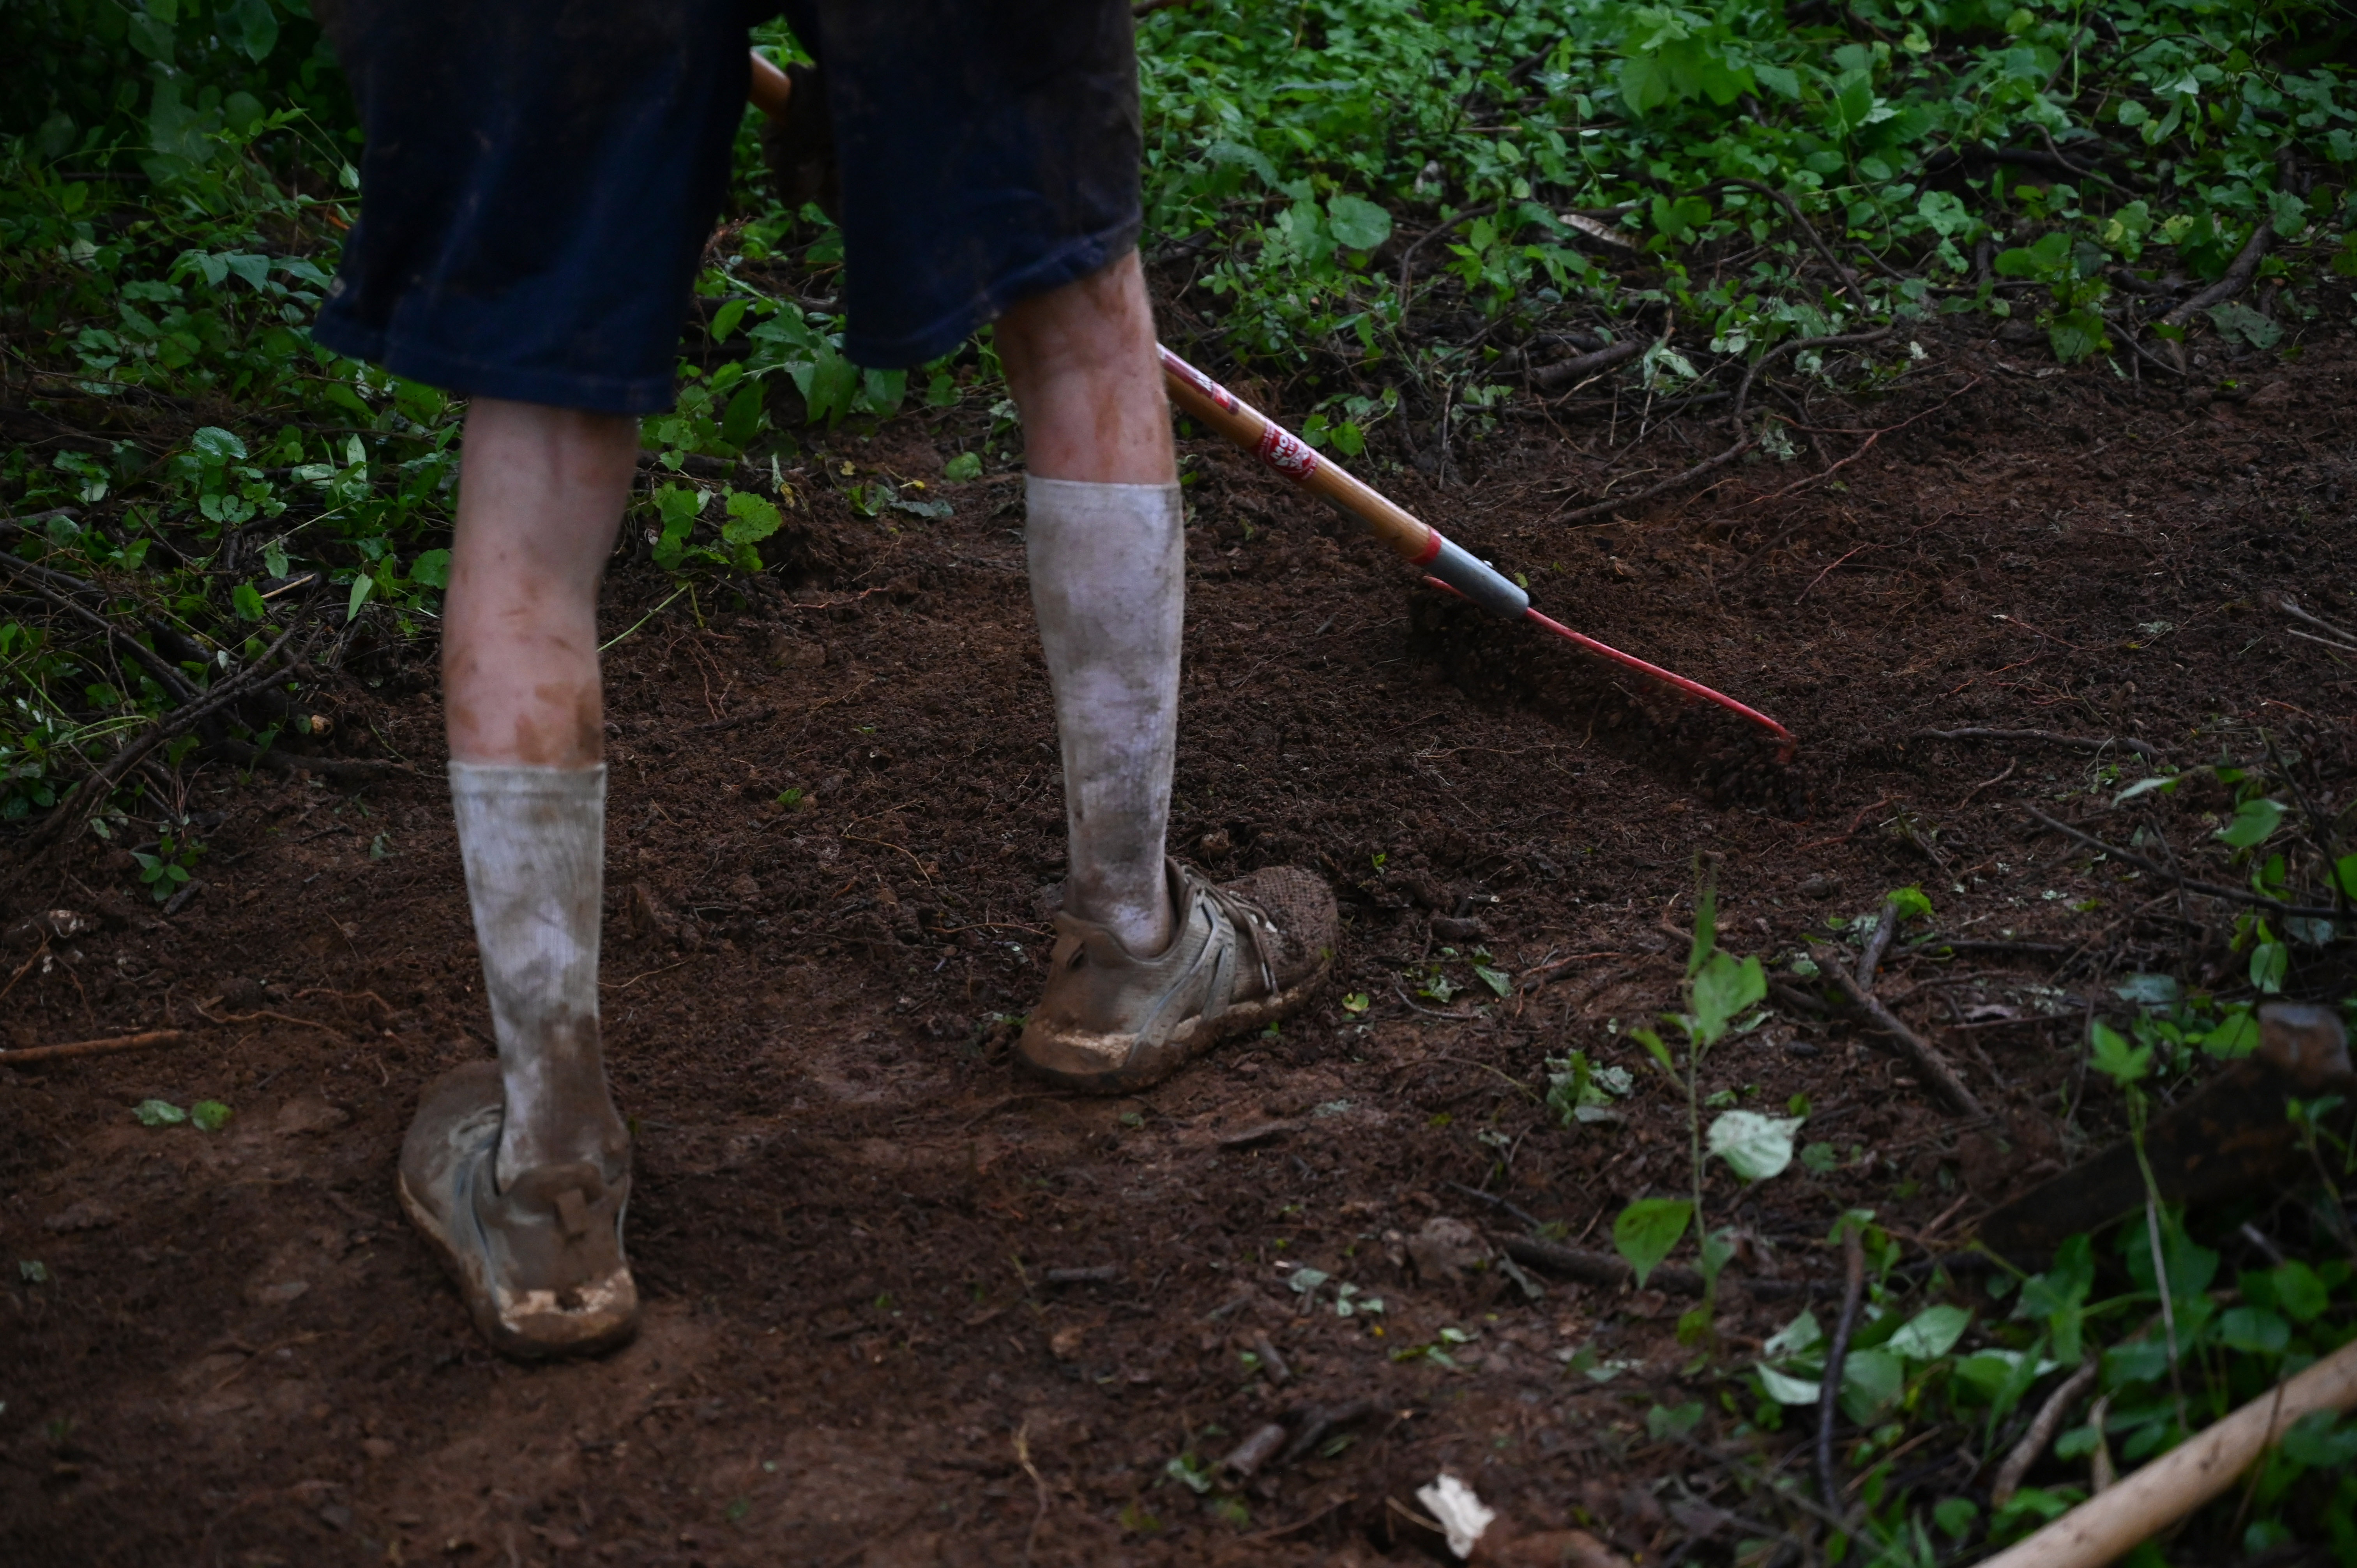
[4,317,2353,1567]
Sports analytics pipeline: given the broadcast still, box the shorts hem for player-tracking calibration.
[312,312,677,417]
[842,218,1141,370]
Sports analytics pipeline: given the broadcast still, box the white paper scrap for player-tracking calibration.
[1415,1471,1496,1559]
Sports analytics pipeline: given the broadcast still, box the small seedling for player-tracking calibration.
[132,829,203,902]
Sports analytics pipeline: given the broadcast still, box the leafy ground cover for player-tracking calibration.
[5,2,2357,1565]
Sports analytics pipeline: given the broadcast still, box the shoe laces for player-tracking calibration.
[1195,874,1277,997]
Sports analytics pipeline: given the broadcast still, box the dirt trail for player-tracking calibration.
[4,323,2353,1565]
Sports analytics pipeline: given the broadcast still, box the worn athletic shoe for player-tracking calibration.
[396,1062,638,1360]
[1018,860,1339,1093]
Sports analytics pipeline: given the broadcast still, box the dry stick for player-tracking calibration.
[2,616,316,875]
[2274,595,2357,646]
[0,556,200,703]
[0,1028,186,1067]
[1814,945,1988,1118]
[2160,220,2274,331]
[1530,337,1646,395]
[1992,1360,2103,1508]
[1857,895,1903,991]
[2024,807,2341,921]
[1718,178,1863,295]
[1917,727,2164,763]
[1552,327,1897,525]
[2284,626,2357,658]
[1979,1337,2357,1568]
[1818,1218,1868,1520]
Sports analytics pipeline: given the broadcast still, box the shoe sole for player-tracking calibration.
[397,1169,640,1361]
[1015,953,1332,1094]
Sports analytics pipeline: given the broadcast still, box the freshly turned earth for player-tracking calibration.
[3,318,2353,1564]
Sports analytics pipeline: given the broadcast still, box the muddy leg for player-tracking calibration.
[442,397,636,1186]
[998,251,1184,957]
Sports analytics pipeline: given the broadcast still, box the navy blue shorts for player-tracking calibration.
[312,0,1142,415]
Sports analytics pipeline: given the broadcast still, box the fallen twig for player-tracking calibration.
[2024,807,2341,920]
[1813,944,1988,1118]
[0,1027,186,1067]
[1857,895,1903,991]
[1742,376,1984,515]
[2272,594,2357,646]
[1529,337,1646,394]
[2,616,319,883]
[1978,1336,2357,1568]
[1917,727,2163,763]
[1818,1217,1868,1520]
[1552,328,1898,524]
[2159,220,2273,332]
[207,737,411,784]
[1991,1360,2102,1508]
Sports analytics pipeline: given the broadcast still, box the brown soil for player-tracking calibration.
[5,322,2354,1566]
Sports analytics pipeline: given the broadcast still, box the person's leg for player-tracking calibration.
[442,397,638,1188]
[997,250,1182,956]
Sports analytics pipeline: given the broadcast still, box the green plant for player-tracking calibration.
[1614,859,1785,1334]
[131,826,202,902]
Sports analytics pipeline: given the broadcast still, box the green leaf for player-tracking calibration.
[1326,194,1392,252]
[409,549,452,590]
[710,298,751,342]
[2281,1411,2357,1469]
[2019,1234,2094,1361]
[1618,51,1672,114]
[721,490,784,546]
[190,426,247,464]
[2217,1305,2288,1354]
[1934,1499,1980,1540]
[190,1099,233,1132]
[1883,885,1933,922]
[2088,1020,2150,1085]
[1472,964,1511,998]
[2249,941,2287,995]
[232,581,267,622]
[1689,952,1765,1044]
[346,573,375,623]
[2216,798,2286,849]
[2270,1261,2329,1324]
[2048,307,2109,364]
[1755,1362,1821,1404]
[1706,1110,1801,1181]
[1886,1303,1972,1361]
[1645,1401,1704,1440]
[1612,1197,1692,1288]
[1840,1348,1905,1425]
[135,1099,188,1126]
[2208,301,2281,351]
[943,452,983,482]
[1629,1026,1677,1075]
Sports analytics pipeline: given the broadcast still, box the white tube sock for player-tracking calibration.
[1025,476,1184,956]
[447,761,622,1188]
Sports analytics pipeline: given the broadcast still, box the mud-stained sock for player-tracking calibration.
[1025,476,1184,957]
[447,761,624,1190]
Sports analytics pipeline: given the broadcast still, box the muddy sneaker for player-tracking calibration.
[1018,860,1339,1093]
[396,1062,638,1359]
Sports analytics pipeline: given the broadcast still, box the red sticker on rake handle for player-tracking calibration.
[1254,423,1319,480]
[1158,349,1237,413]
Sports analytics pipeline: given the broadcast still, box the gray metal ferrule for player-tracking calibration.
[1428,534,1530,619]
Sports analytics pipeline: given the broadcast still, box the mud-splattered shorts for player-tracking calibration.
[311,0,1142,415]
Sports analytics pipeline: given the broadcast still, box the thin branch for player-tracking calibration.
[1917,727,2163,763]
[2023,807,2341,921]
[1814,944,1989,1118]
